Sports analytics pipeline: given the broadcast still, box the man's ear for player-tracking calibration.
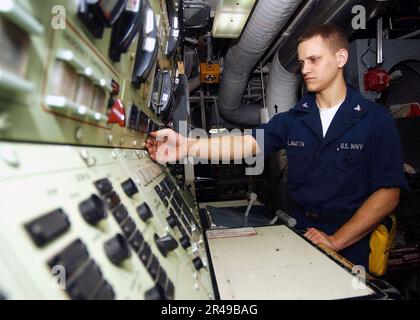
[337,48,348,68]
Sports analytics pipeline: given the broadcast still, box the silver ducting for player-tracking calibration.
[266,54,300,121]
[218,0,303,126]
[188,76,201,93]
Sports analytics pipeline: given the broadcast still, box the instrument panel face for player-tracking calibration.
[0,142,213,300]
[0,0,205,300]
[0,0,179,149]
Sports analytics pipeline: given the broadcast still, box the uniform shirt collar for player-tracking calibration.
[292,85,368,118]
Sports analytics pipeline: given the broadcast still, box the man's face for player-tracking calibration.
[297,36,345,93]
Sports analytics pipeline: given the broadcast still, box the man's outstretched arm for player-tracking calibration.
[145,128,260,163]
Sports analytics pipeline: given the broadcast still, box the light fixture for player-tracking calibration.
[212,0,256,38]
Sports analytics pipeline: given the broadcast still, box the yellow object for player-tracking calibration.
[369,214,397,276]
[200,63,221,84]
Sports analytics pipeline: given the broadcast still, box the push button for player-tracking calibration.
[144,285,164,300]
[24,208,70,247]
[48,239,90,277]
[67,261,103,300]
[147,255,160,280]
[157,268,168,290]
[112,204,128,224]
[165,279,175,300]
[128,230,144,252]
[103,191,121,209]
[154,185,161,194]
[139,242,152,266]
[120,217,136,237]
[92,281,115,300]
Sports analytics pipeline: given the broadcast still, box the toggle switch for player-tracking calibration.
[192,257,204,271]
[166,214,178,228]
[179,235,191,249]
[107,99,126,127]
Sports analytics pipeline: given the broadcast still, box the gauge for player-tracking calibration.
[109,0,144,62]
[78,0,127,38]
[132,2,158,88]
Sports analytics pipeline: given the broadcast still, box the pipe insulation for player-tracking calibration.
[266,53,301,120]
[218,0,303,126]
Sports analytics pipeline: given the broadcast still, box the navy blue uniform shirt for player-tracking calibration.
[252,85,409,268]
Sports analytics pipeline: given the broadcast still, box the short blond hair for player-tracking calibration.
[298,23,349,53]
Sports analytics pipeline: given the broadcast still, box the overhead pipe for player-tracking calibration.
[217,0,303,126]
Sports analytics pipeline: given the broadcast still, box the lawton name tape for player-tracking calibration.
[206,227,257,239]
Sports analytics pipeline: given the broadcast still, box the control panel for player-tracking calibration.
[0,0,179,148]
[0,0,212,300]
[0,142,213,300]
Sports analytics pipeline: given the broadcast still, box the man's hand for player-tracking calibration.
[304,228,340,252]
[145,129,189,163]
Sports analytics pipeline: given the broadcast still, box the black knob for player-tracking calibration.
[79,194,107,225]
[121,178,138,197]
[166,215,178,228]
[180,235,191,249]
[154,233,178,257]
[144,285,164,300]
[192,257,204,271]
[104,234,131,265]
[137,202,153,222]
[94,178,113,195]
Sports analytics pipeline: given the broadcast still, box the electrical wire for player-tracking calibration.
[360,39,377,69]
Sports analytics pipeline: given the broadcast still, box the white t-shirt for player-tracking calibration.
[317,100,344,137]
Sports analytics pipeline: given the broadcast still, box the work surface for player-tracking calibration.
[206,225,376,300]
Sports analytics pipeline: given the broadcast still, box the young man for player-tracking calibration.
[145,24,408,269]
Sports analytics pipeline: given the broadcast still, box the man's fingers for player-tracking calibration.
[304,228,316,239]
[151,128,173,139]
[146,138,155,145]
[146,137,164,146]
